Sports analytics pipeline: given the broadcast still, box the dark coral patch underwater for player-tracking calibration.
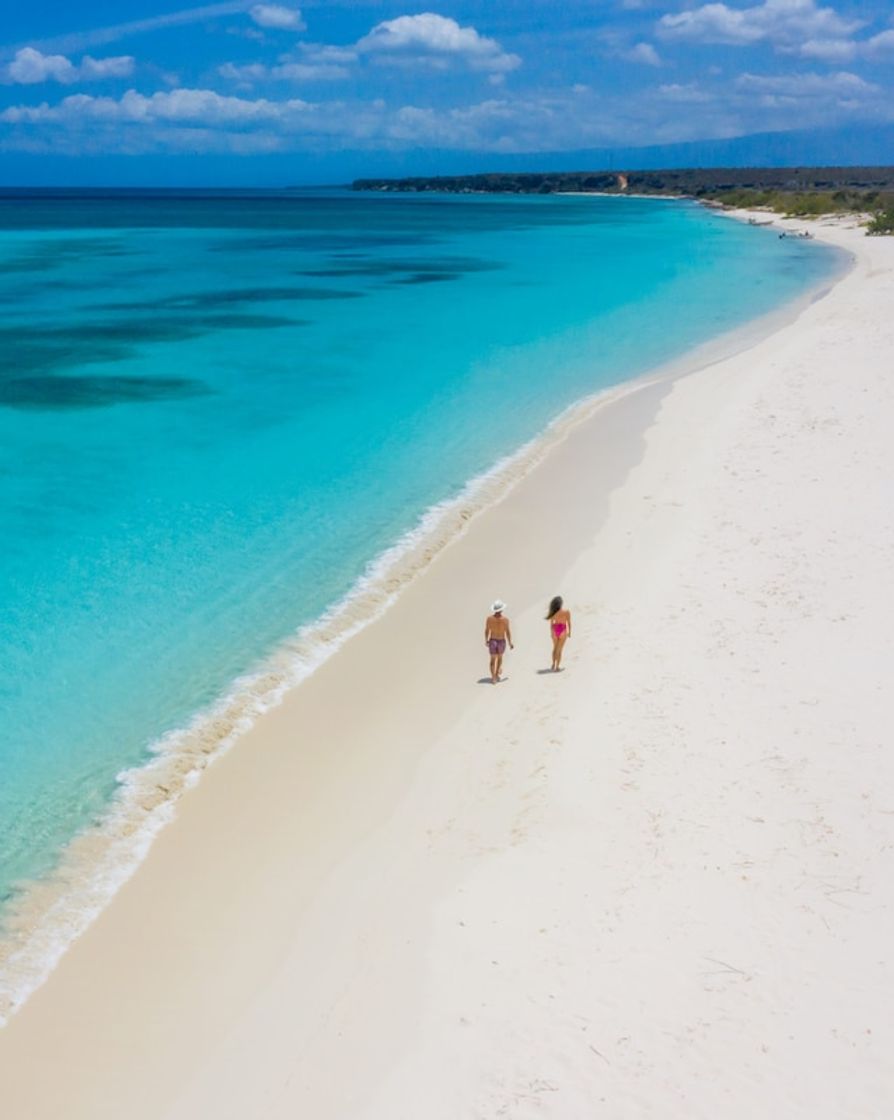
[393,272,459,285]
[0,237,133,274]
[0,375,211,410]
[299,255,502,280]
[0,313,302,378]
[207,232,435,253]
[93,287,361,313]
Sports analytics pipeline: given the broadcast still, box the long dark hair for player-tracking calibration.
[546,595,563,620]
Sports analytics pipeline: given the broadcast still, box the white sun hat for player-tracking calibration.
[491,599,507,613]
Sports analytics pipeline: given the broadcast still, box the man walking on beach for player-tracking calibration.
[485,600,514,684]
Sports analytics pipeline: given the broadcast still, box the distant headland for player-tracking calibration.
[353,166,894,232]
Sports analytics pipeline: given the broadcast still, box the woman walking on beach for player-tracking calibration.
[546,595,571,672]
[485,600,513,684]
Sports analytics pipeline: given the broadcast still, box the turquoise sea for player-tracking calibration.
[0,189,839,978]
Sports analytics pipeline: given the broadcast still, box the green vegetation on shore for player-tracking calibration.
[700,186,894,229]
[866,206,894,235]
[353,166,894,233]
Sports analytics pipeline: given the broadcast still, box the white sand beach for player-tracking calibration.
[1,212,893,1118]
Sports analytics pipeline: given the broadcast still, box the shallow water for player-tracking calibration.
[0,188,839,917]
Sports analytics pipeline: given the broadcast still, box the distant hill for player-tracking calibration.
[343,123,894,184]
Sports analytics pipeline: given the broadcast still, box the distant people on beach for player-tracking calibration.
[484,600,513,684]
[546,595,572,671]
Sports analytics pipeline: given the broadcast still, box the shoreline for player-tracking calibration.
[0,373,664,1024]
[3,209,893,1117]
[0,216,847,1025]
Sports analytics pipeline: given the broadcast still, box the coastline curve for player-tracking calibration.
[0,224,853,1026]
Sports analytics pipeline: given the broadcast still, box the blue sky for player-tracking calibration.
[1,1,892,182]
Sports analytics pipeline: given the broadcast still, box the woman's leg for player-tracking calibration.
[554,634,568,669]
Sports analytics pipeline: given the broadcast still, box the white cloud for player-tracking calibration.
[3,47,134,85]
[301,44,358,65]
[357,13,521,74]
[660,3,766,45]
[220,60,350,83]
[0,87,310,126]
[5,49,76,84]
[864,29,894,58]
[625,41,662,65]
[2,60,890,159]
[219,42,357,85]
[797,37,856,60]
[658,0,863,56]
[227,25,267,42]
[80,56,136,80]
[734,68,876,95]
[383,98,535,147]
[249,4,305,31]
[795,26,894,62]
[218,62,268,83]
[658,0,894,61]
[359,13,482,53]
[216,13,519,92]
[0,85,588,154]
[658,81,712,100]
[17,3,252,56]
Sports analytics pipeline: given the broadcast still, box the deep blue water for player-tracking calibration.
[0,188,839,915]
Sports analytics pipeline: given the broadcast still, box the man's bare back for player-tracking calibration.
[485,613,511,640]
[484,602,513,684]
